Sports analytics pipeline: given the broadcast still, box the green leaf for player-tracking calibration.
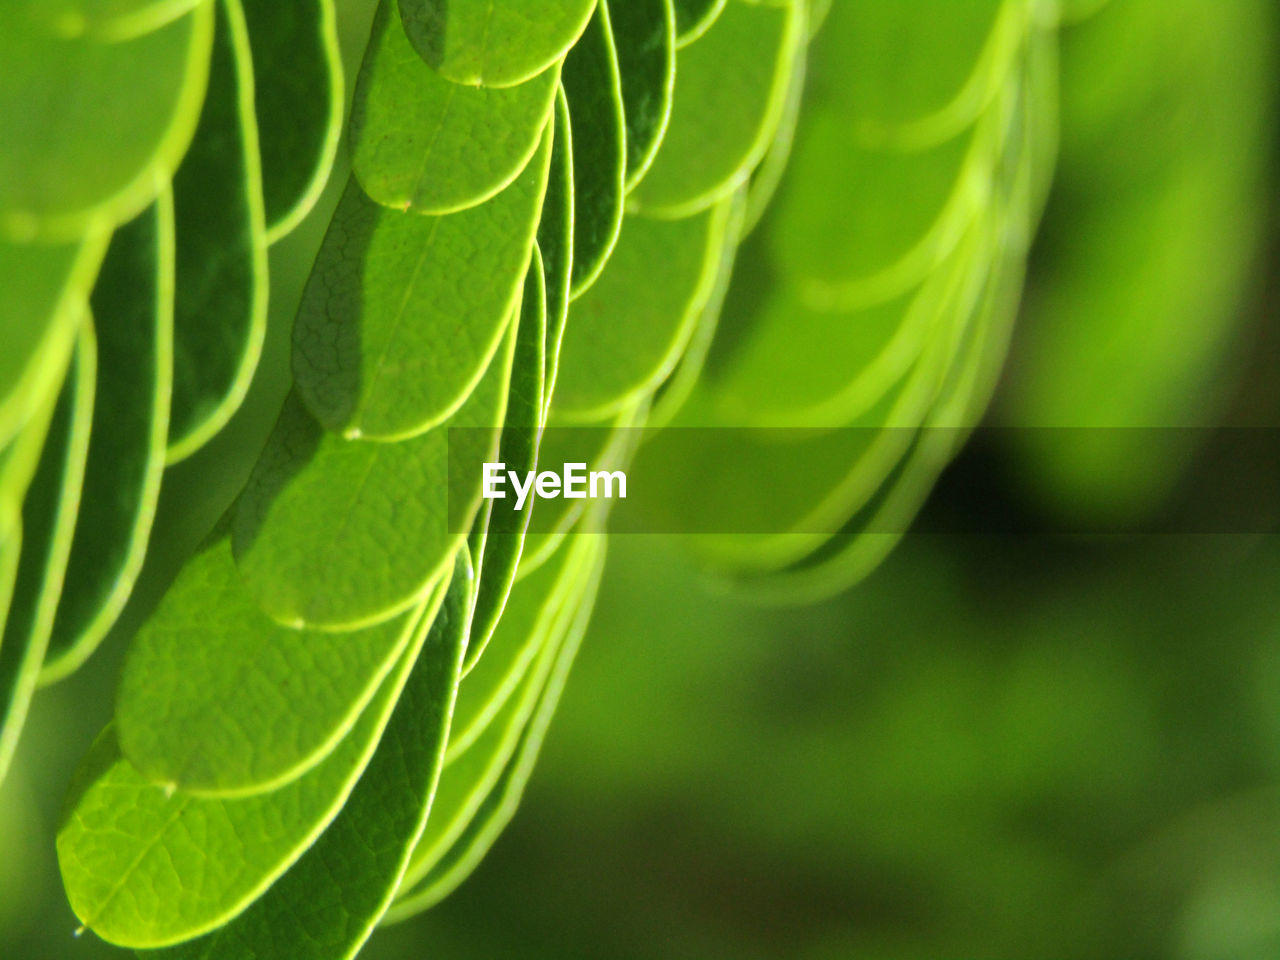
[740,32,806,237]
[351,0,560,217]
[396,0,597,88]
[554,200,733,419]
[672,0,726,46]
[467,249,548,673]
[394,536,600,903]
[705,222,979,429]
[629,0,803,218]
[610,0,676,189]
[28,1,206,41]
[518,402,644,574]
[0,366,67,522]
[0,2,214,241]
[1005,0,1275,521]
[59,575,442,948]
[561,0,626,296]
[42,192,175,685]
[0,513,18,656]
[114,539,447,796]
[648,186,747,427]
[167,0,268,463]
[0,227,107,450]
[241,0,343,242]
[811,0,1012,143]
[387,540,602,919]
[293,127,553,441]
[141,547,471,960]
[233,324,514,630]
[746,232,1027,604]
[0,322,95,782]
[538,89,575,411]
[449,532,587,763]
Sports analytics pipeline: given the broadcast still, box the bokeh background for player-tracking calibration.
[4,1,1280,957]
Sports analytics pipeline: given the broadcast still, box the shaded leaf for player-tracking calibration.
[42,191,175,684]
[241,0,343,242]
[0,323,95,782]
[167,0,268,462]
[293,126,552,441]
[561,0,626,296]
[233,324,514,630]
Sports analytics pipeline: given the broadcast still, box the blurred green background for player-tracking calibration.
[5,1,1280,957]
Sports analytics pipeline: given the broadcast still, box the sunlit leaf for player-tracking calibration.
[142,548,471,960]
[0,1,214,241]
[351,0,560,217]
[554,200,733,419]
[233,325,513,630]
[293,126,552,441]
[114,541,447,795]
[397,0,596,88]
[59,574,440,948]
[629,0,803,217]
[467,250,548,673]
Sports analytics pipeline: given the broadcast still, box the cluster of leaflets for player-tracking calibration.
[0,0,341,784]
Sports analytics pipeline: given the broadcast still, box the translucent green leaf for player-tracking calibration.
[351,0,560,217]
[706,222,980,429]
[114,540,447,796]
[167,0,268,463]
[28,0,206,41]
[740,34,806,237]
[610,0,676,189]
[746,237,1026,603]
[395,619,553,904]
[648,186,747,427]
[0,365,67,522]
[396,0,597,88]
[293,126,552,441]
[0,227,107,450]
[0,2,213,241]
[41,192,175,685]
[672,0,726,45]
[518,402,644,575]
[629,0,803,217]
[233,324,514,630]
[538,90,575,411]
[388,541,602,919]
[561,0,626,296]
[394,536,600,904]
[58,573,442,949]
[467,250,547,673]
[448,533,588,763]
[241,0,343,242]
[812,0,1013,144]
[1005,0,1274,520]
[0,323,94,782]
[0,513,18,656]
[141,548,471,960]
[554,200,733,419]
